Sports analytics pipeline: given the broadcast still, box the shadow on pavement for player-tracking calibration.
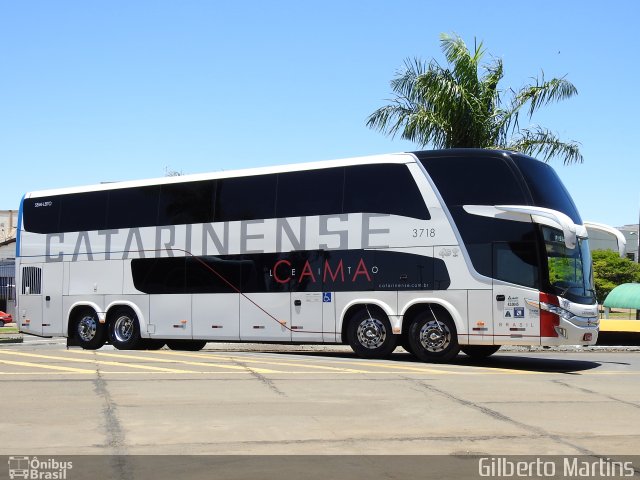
[258,349,602,374]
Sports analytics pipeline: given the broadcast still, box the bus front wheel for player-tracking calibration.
[407,308,459,363]
[108,308,141,350]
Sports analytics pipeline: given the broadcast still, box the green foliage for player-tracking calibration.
[367,33,582,165]
[548,257,577,285]
[592,249,640,302]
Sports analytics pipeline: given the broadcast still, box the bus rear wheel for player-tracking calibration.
[166,340,207,351]
[460,345,501,359]
[346,307,396,359]
[74,309,106,350]
[407,308,459,363]
[108,308,141,350]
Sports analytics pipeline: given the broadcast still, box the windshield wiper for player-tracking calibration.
[554,284,575,297]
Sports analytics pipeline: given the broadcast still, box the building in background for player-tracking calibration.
[0,210,17,243]
[617,224,639,262]
[0,210,16,317]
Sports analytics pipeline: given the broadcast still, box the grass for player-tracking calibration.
[0,326,19,335]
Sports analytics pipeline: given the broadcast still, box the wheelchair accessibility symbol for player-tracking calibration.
[323,292,332,303]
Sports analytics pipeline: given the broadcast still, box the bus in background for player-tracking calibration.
[15,149,599,362]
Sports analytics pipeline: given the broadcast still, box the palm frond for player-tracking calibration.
[507,126,583,165]
[513,71,578,118]
[366,32,582,164]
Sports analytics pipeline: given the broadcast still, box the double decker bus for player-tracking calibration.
[15,149,598,362]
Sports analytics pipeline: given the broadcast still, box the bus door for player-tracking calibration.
[491,241,540,345]
[290,291,324,343]
[290,250,334,343]
[17,264,44,336]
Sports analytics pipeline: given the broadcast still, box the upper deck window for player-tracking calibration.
[511,154,582,224]
[344,164,430,220]
[420,154,528,206]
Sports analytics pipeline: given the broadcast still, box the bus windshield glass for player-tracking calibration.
[542,226,595,304]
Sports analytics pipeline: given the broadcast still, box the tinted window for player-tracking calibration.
[241,253,292,293]
[421,155,528,206]
[512,154,582,223]
[493,241,539,288]
[276,168,344,218]
[215,175,277,222]
[186,256,243,294]
[107,186,160,229]
[344,164,429,219]
[131,257,186,294]
[159,181,215,226]
[60,191,108,232]
[23,196,60,234]
[450,206,540,284]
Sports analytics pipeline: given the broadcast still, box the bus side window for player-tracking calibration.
[159,181,215,226]
[215,175,277,222]
[107,186,161,230]
[23,196,61,234]
[344,164,430,220]
[276,168,344,218]
[60,191,108,232]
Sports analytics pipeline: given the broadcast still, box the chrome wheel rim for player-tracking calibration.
[77,315,97,342]
[113,315,134,343]
[356,318,387,349]
[419,320,451,352]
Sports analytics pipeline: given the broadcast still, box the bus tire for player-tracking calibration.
[108,308,141,350]
[166,340,207,351]
[74,309,106,350]
[407,308,459,363]
[346,307,396,359]
[460,345,501,359]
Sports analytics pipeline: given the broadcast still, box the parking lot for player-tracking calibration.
[0,338,638,459]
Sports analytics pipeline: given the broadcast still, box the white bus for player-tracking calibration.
[15,149,599,362]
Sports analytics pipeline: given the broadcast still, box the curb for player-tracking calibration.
[0,336,24,344]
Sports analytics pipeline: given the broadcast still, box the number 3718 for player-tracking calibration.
[412,228,436,238]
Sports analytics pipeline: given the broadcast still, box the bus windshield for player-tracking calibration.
[542,226,595,304]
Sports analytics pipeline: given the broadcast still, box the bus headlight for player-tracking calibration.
[540,301,574,321]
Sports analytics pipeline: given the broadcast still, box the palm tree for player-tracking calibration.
[367,33,582,164]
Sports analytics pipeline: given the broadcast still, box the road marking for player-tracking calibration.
[0,358,95,373]
[202,352,467,375]
[68,349,283,374]
[0,350,197,374]
[154,350,371,373]
[212,351,542,375]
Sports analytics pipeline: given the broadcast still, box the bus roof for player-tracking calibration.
[24,151,417,199]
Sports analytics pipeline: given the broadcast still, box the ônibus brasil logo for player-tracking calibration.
[8,456,73,479]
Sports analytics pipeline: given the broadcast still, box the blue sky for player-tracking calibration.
[1,1,638,227]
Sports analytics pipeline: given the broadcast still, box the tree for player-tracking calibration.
[367,33,582,164]
[592,249,640,302]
